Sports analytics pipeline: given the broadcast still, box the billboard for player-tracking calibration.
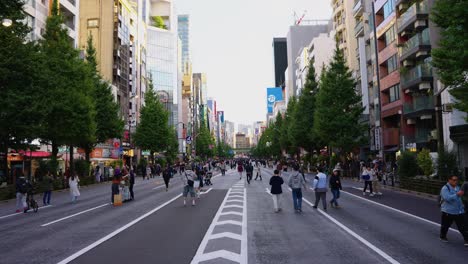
[217,111,224,123]
[267,87,283,114]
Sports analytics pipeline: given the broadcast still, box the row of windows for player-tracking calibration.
[383,0,395,19]
[384,25,396,47]
[386,55,398,74]
[389,84,400,103]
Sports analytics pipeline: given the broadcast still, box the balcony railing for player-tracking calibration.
[354,20,364,36]
[401,64,433,87]
[353,0,363,17]
[399,28,430,58]
[397,0,428,30]
[403,96,434,114]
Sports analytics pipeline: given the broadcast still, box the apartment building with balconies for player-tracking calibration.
[24,0,80,46]
[395,0,437,152]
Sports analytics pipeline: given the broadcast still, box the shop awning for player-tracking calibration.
[20,151,51,158]
[384,146,399,153]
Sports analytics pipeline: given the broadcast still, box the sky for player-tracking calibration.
[176,0,332,126]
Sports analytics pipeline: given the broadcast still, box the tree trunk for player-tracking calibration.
[85,145,91,163]
[69,145,74,176]
[51,142,59,178]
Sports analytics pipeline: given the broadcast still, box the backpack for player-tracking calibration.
[437,184,450,207]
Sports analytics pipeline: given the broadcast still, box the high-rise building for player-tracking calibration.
[178,14,191,154]
[178,15,190,70]
[332,0,359,74]
[272,38,288,89]
[145,0,179,128]
[24,0,80,46]
[224,121,235,148]
[295,31,335,95]
[79,0,140,160]
[235,133,250,149]
[286,21,329,102]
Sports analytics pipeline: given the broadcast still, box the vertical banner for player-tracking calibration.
[217,111,224,123]
[266,87,283,114]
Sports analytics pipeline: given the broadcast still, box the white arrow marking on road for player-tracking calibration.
[216,220,242,226]
[210,232,242,240]
[194,250,241,263]
[220,211,243,217]
[225,199,244,203]
[223,204,243,209]
[41,203,109,227]
[0,204,53,220]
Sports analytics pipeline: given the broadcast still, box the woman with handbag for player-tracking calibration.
[362,164,374,197]
[181,164,197,206]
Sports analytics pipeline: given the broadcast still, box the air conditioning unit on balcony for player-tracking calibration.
[420,115,432,120]
[415,20,427,29]
[403,60,414,67]
[405,88,412,94]
[416,51,429,58]
[431,130,438,140]
[419,82,431,90]
[407,118,416,125]
[363,13,369,23]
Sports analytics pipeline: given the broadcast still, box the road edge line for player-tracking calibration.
[41,203,109,227]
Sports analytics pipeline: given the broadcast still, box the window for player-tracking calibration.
[389,84,400,102]
[383,0,395,19]
[386,55,398,74]
[384,26,396,47]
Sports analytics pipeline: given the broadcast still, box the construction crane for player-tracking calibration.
[294,10,307,25]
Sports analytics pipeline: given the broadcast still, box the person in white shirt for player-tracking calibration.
[361,164,374,197]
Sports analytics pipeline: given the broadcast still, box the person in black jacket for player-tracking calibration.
[269,170,284,212]
[245,163,254,184]
[329,169,343,208]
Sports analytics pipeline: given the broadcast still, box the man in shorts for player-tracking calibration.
[181,164,197,206]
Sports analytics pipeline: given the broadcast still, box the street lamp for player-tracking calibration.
[2,19,12,27]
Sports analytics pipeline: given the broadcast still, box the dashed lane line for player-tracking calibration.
[41,203,109,227]
[0,205,53,220]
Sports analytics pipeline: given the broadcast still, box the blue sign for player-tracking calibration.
[267,87,283,114]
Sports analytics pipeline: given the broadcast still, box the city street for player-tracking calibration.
[1,168,467,264]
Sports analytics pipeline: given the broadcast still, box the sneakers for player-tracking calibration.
[312,206,318,209]
[369,193,375,197]
[440,237,449,243]
[363,192,366,196]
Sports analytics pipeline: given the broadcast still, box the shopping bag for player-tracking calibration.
[114,194,123,206]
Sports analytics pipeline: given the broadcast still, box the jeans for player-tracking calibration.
[291,188,303,210]
[330,189,340,206]
[43,191,51,205]
[314,191,327,209]
[440,212,468,242]
[272,194,281,211]
[363,181,373,194]
[111,183,119,203]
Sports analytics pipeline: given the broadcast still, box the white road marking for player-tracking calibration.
[300,197,400,264]
[200,188,213,195]
[0,205,53,220]
[41,203,109,227]
[341,190,458,233]
[191,181,247,264]
[57,194,181,264]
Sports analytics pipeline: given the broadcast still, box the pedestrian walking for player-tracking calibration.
[254,166,262,180]
[129,167,135,200]
[108,166,114,182]
[288,164,306,213]
[181,165,197,206]
[276,162,282,176]
[329,169,342,208]
[163,164,172,191]
[111,169,121,204]
[15,176,28,213]
[94,165,101,183]
[69,174,80,203]
[237,163,244,179]
[42,172,53,206]
[461,181,468,220]
[245,163,254,184]
[439,175,468,247]
[221,161,227,176]
[361,164,374,197]
[269,170,284,212]
[312,167,328,210]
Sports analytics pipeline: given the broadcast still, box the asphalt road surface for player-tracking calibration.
[1,168,467,264]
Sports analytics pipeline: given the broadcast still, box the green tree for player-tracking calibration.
[314,45,366,157]
[431,0,468,118]
[37,0,96,173]
[81,34,124,161]
[133,86,170,164]
[195,119,214,159]
[398,151,418,179]
[291,60,320,154]
[271,114,283,157]
[165,128,179,164]
[280,97,296,156]
[437,148,459,181]
[0,0,43,178]
[417,148,434,177]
